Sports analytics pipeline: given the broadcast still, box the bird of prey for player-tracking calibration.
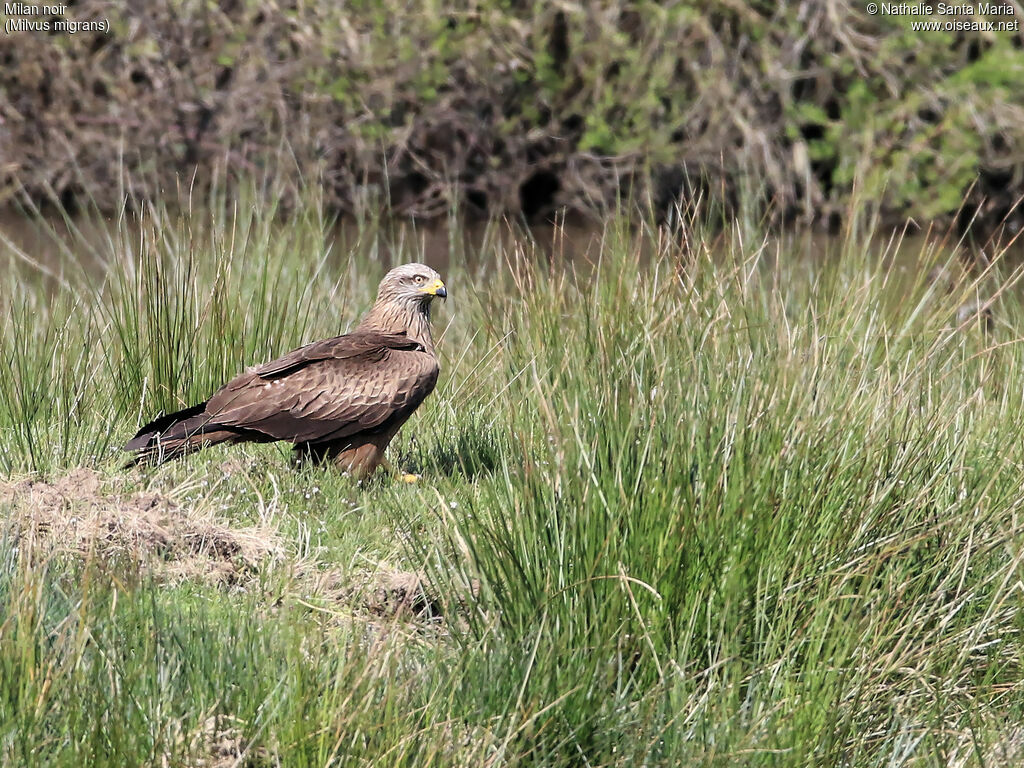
[125,263,446,479]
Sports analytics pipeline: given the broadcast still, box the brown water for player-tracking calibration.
[0,208,613,286]
[0,207,1015,291]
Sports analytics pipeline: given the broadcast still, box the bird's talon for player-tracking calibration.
[400,473,420,484]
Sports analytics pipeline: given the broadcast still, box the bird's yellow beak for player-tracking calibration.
[421,278,447,298]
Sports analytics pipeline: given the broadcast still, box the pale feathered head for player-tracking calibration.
[374,263,447,310]
[359,264,447,343]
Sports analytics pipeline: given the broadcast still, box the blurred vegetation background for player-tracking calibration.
[2,0,1023,229]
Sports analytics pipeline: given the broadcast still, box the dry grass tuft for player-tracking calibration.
[163,713,273,768]
[294,560,480,621]
[0,468,282,583]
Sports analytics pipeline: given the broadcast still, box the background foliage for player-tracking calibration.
[2,0,1023,227]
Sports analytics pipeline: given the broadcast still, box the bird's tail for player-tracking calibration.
[124,402,239,465]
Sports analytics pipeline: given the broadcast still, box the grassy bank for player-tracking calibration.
[1,197,1023,765]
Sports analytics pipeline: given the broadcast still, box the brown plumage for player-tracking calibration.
[125,263,446,478]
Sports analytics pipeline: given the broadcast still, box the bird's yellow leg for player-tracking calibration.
[381,458,421,484]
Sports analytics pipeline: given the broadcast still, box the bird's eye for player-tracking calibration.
[414,275,425,284]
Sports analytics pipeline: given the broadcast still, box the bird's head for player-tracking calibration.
[376,263,447,313]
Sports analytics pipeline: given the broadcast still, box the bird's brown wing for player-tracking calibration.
[203,332,439,444]
[251,331,423,378]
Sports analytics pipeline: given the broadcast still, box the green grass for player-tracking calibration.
[1,195,1023,765]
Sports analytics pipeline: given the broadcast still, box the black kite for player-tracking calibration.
[125,263,446,479]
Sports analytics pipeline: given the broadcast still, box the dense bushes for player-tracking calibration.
[1,0,1022,228]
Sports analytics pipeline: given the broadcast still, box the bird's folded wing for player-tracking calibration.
[250,332,424,379]
[205,341,438,444]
